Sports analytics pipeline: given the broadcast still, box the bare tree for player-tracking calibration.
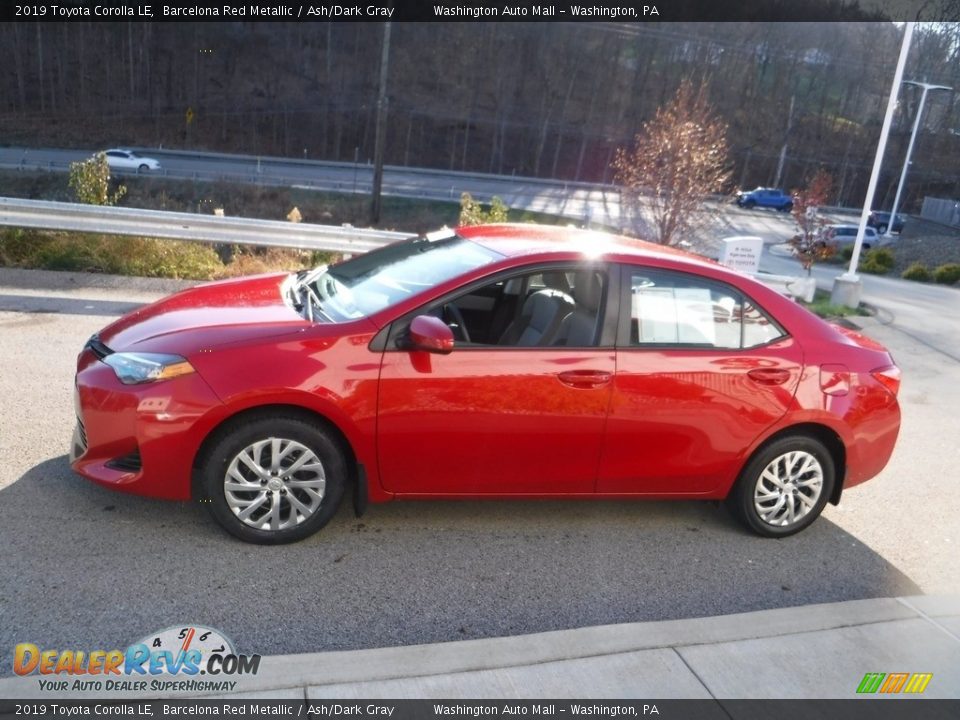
[613,79,731,246]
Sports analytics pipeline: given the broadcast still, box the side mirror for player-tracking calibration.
[406,315,455,354]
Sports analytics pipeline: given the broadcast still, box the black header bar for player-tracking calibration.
[2,0,957,23]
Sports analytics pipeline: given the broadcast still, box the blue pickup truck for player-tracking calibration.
[735,187,794,212]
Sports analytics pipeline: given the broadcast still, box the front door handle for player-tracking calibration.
[747,368,792,386]
[557,370,612,388]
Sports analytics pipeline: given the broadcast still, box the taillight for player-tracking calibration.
[871,365,901,397]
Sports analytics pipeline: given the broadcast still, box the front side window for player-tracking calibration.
[401,265,608,348]
[628,270,783,349]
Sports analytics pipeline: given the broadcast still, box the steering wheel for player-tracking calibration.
[442,303,471,343]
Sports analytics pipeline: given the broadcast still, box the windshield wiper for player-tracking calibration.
[296,265,328,289]
[298,282,333,323]
[290,267,333,322]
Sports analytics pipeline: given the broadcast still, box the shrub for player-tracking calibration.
[838,245,854,263]
[0,228,222,279]
[68,152,126,206]
[933,263,960,285]
[860,253,889,275]
[868,247,895,270]
[459,192,509,226]
[901,262,932,282]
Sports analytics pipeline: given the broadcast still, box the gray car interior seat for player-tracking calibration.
[554,270,604,346]
[498,273,575,346]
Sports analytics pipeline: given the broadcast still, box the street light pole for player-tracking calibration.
[831,21,914,309]
[886,80,952,237]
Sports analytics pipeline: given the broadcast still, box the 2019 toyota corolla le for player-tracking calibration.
[70,224,901,544]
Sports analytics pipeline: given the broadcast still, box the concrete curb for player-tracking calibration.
[2,596,957,699]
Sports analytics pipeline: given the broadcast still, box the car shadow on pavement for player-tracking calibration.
[0,293,143,317]
[0,456,921,676]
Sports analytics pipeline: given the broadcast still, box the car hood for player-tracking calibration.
[95,273,308,353]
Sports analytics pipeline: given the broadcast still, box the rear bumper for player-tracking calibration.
[843,394,901,489]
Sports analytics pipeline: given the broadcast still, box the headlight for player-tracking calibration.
[102,352,195,385]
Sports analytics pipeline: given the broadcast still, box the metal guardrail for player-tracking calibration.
[0,197,408,253]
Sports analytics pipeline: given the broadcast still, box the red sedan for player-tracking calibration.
[70,225,901,544]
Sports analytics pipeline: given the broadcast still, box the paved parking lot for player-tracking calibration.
[0,268,957,677]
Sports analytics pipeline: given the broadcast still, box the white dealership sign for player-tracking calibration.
[718,236,764,275]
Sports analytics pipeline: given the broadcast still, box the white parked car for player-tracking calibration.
[102,149,161,172]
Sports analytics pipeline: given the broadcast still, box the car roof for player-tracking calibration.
[828,224,875,231]
[457,223,723,271]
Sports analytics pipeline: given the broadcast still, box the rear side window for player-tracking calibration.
[628,270,784,349]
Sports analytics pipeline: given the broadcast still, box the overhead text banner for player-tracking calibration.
[1,0,954,23]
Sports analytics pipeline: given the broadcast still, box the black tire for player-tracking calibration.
[743,199,756,209]
[727,435,835,538]
[877,224,887,235]
[138,163,150,172]
[780,203,793,212]
[199,414,347,544]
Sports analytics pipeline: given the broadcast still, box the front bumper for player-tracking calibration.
[70,348,224,500]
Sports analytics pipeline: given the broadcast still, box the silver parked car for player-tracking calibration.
[820,224,890,250]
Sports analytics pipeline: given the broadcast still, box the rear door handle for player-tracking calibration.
[557,370,612,388]
[747,368,792,386]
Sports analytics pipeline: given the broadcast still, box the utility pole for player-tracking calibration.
[773,94,795,189]
[886,80,952,237]
[370,22,391,225]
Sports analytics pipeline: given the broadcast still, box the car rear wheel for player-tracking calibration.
[200,415,346,544]
[727,435,834,538]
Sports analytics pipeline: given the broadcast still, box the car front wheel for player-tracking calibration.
[200,415,346,544]
[727,435,835,538]
[877,224,888,235]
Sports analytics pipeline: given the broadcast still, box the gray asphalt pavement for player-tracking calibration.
[0,265,957,680]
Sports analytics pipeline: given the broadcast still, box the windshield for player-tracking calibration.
[295,233,502,322]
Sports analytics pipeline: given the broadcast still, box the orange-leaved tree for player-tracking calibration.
[788,170,835,275]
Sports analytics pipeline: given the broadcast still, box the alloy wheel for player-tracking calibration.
[223,437,327,532]
[753,450,824,528]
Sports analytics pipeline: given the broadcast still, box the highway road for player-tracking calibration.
[0,146,808,245]
[0,145,624,222]
[0,258,957,676]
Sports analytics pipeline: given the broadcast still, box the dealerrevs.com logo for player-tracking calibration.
[14,625,261,694]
